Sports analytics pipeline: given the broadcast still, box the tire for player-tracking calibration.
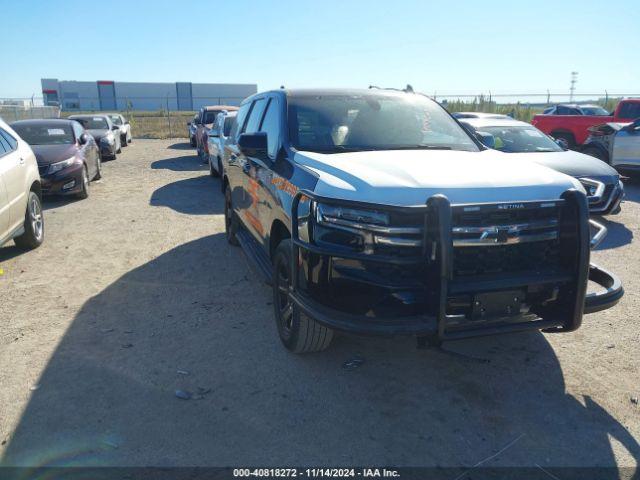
[14,191,44,250]
[272,239,333,353]
[77,165,90,199]
[209,156,220,177]
[582,146,609,163]
[120,134,128,147]
[190,136,196,147]
[224,185,239,246]
[552,132,575,149]
[93,155,102,180]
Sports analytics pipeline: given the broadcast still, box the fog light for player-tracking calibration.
[63,180,76,190]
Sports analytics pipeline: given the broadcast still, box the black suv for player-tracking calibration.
[221,88,622,353]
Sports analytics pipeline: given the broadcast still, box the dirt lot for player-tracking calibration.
[1,139,639,473]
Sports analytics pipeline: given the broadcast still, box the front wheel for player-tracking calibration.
[93,155,102,180]
[77,165,89,199]
[224,185,239,246]
[209,156,220,177]
[120,134,128,147]
[272,239,334,353]
[14,191,44,250]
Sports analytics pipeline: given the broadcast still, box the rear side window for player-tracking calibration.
[0,129,18,150]
[618,102,640,120]
[244,99,267,134]
[231,102,251,141]
[0,128,16,155]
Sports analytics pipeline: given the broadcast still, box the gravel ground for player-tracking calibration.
[0,139,638,472]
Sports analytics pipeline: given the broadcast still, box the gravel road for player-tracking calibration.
[0,139,638,472]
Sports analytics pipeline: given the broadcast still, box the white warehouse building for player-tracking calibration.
[41,78,257,112]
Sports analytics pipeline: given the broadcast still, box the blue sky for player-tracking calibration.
[1,0,638,99]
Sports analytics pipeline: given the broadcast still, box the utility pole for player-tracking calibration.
[569,71,578,102]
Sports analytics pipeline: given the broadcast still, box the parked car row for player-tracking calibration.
[200,87,623,354]
[0,113,132,252]
[186,105,239,162]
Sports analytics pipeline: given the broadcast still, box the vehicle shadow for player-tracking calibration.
[620,176,640,204]
[1,234,638,476]
[167,142,193,151]
[150,155,204,172]
[149,176,223,215]
[593,216,634,251]
[0,244,26,262]
[41,195,84,212]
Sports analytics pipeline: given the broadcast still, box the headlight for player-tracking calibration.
[101,133,114,144]
[315,203,390,229]
[578,178,605,201]
[48,157,77,174]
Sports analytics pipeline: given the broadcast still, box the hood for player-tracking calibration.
[295,149,584,206]
[86,129,110,140]
[31,144,79,165]
[508,150,619,180]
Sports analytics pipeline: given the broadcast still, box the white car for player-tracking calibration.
[0,118,44,250]
[207,110,237,178]
[107,113,132,147]
[583,119,640,171]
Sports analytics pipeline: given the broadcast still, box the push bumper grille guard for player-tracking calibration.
[290,190,623,340]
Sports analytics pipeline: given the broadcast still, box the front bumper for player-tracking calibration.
[290,190,623,341]
[40,163,85,195]
[99,142,116,157]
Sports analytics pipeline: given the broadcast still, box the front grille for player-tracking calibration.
[451,201,563,277]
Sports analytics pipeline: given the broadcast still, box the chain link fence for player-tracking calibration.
[2,92,639,137]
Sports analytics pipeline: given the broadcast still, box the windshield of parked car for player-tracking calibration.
[288,93,479,152]
[72,117,109,130]
[12,124,75,145]
[475,125,563,153]
[581,106,609,116]
[203,111,219,124]
[110,115,123,125]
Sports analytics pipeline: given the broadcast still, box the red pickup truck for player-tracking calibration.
[531,99,640,148]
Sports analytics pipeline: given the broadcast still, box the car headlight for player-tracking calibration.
[48,157,77,174]
[315,203,390,229]
[578,178,605,201]
[101,133,115,144]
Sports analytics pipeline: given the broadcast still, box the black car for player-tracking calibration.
[68,114,121,159]
[11,119,102,199]
[220,88,622,353]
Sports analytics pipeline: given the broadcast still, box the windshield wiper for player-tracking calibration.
[387,145,452,150]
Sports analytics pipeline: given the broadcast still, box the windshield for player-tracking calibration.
[288,93,479,152]
[477,125,563,153]
[110,115,123,125]
[12,124,75,145]
[72,117,109,130]
[581,106,609,116]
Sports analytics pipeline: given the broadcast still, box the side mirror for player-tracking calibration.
[475,131,496,149]
[79,133,89,145]
[238,132,268,158]
[111,125,120,131]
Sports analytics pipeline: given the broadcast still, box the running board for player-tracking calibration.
[236,229,273,285]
